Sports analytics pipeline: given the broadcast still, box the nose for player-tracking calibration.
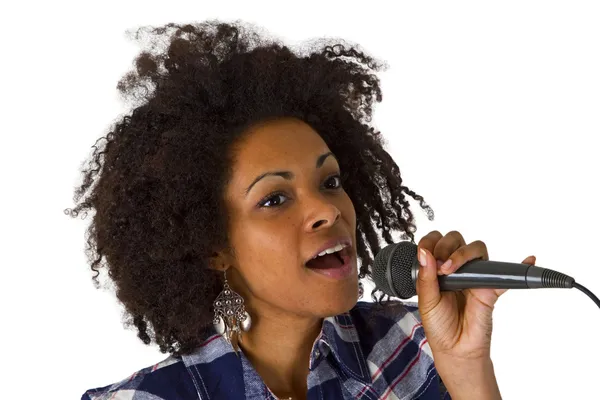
[304,196,342,231]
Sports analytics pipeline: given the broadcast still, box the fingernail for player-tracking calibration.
[418,248,428,268]
[440,259,452,272]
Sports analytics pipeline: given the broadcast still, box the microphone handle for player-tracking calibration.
[425,260,575,290]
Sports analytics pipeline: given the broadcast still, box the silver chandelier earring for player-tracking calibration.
[213,270,251,355]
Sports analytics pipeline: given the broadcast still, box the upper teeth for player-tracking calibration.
[312,243,349,260]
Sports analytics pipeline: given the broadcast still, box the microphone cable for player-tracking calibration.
[573,282,600,310]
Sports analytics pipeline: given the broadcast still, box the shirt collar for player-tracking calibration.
[317,311,371,384]
[182,308,372,389]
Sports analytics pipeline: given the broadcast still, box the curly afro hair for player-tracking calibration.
[65,20,434,357]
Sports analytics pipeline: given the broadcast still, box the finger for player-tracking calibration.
[436,259,445,275]
[416,246,441,315]
[465,287,505,310]
[439,240,489,275]
[495,256,536,297]
[432,231,467,273]
[419,231,443,274]
[522,255,536,265]
[417,230,444,256]
[433,230,467,258]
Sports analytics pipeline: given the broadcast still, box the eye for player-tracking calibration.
[259,192,287,208]
[258,174,343,209]
[324,174,342,189]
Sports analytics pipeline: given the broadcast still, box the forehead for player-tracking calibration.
[233,118,329,165]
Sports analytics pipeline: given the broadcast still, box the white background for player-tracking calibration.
[1,1,599,399]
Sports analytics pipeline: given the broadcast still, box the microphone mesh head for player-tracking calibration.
[372,241,418,299]
[371,243,398,296]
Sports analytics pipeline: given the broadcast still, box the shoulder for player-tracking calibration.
[80,355,198,400]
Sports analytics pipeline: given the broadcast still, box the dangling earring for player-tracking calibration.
[213,269,251,355]
[358,280,364,300]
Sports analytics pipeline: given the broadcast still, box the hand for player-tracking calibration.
[416,230,536,362]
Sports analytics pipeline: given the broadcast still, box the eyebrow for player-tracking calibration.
[244,152,337,197]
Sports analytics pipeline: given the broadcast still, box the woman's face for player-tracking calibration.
[219,117,358,319]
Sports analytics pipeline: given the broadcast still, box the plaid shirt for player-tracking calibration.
[82,301,450,399]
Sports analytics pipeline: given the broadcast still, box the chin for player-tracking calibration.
[317,277,360,316]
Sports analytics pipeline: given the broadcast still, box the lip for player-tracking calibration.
[307,250,355,280]
[305,236,353,265]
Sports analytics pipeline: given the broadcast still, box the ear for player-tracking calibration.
[208,249,234,272]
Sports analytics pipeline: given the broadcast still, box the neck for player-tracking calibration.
[238,300,323,399]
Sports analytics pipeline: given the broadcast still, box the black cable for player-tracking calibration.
[573,282,600,310]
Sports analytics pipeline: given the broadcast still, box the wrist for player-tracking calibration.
[435,357,501,400]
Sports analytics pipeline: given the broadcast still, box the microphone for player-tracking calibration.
[372,241,576,299]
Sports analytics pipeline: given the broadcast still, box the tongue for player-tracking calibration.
[306,253,342,269]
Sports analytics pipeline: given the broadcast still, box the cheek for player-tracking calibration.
[238,259,306,307]
[242,226,296,263]
[232,227,302,288]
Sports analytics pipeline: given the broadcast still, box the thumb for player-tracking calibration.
[416,247,442,315]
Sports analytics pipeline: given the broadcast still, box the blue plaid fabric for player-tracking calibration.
[82,300,451,399]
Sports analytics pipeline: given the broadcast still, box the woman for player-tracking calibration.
[68,20,535,399]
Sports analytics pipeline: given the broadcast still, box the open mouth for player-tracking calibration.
[305,246,350,270]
